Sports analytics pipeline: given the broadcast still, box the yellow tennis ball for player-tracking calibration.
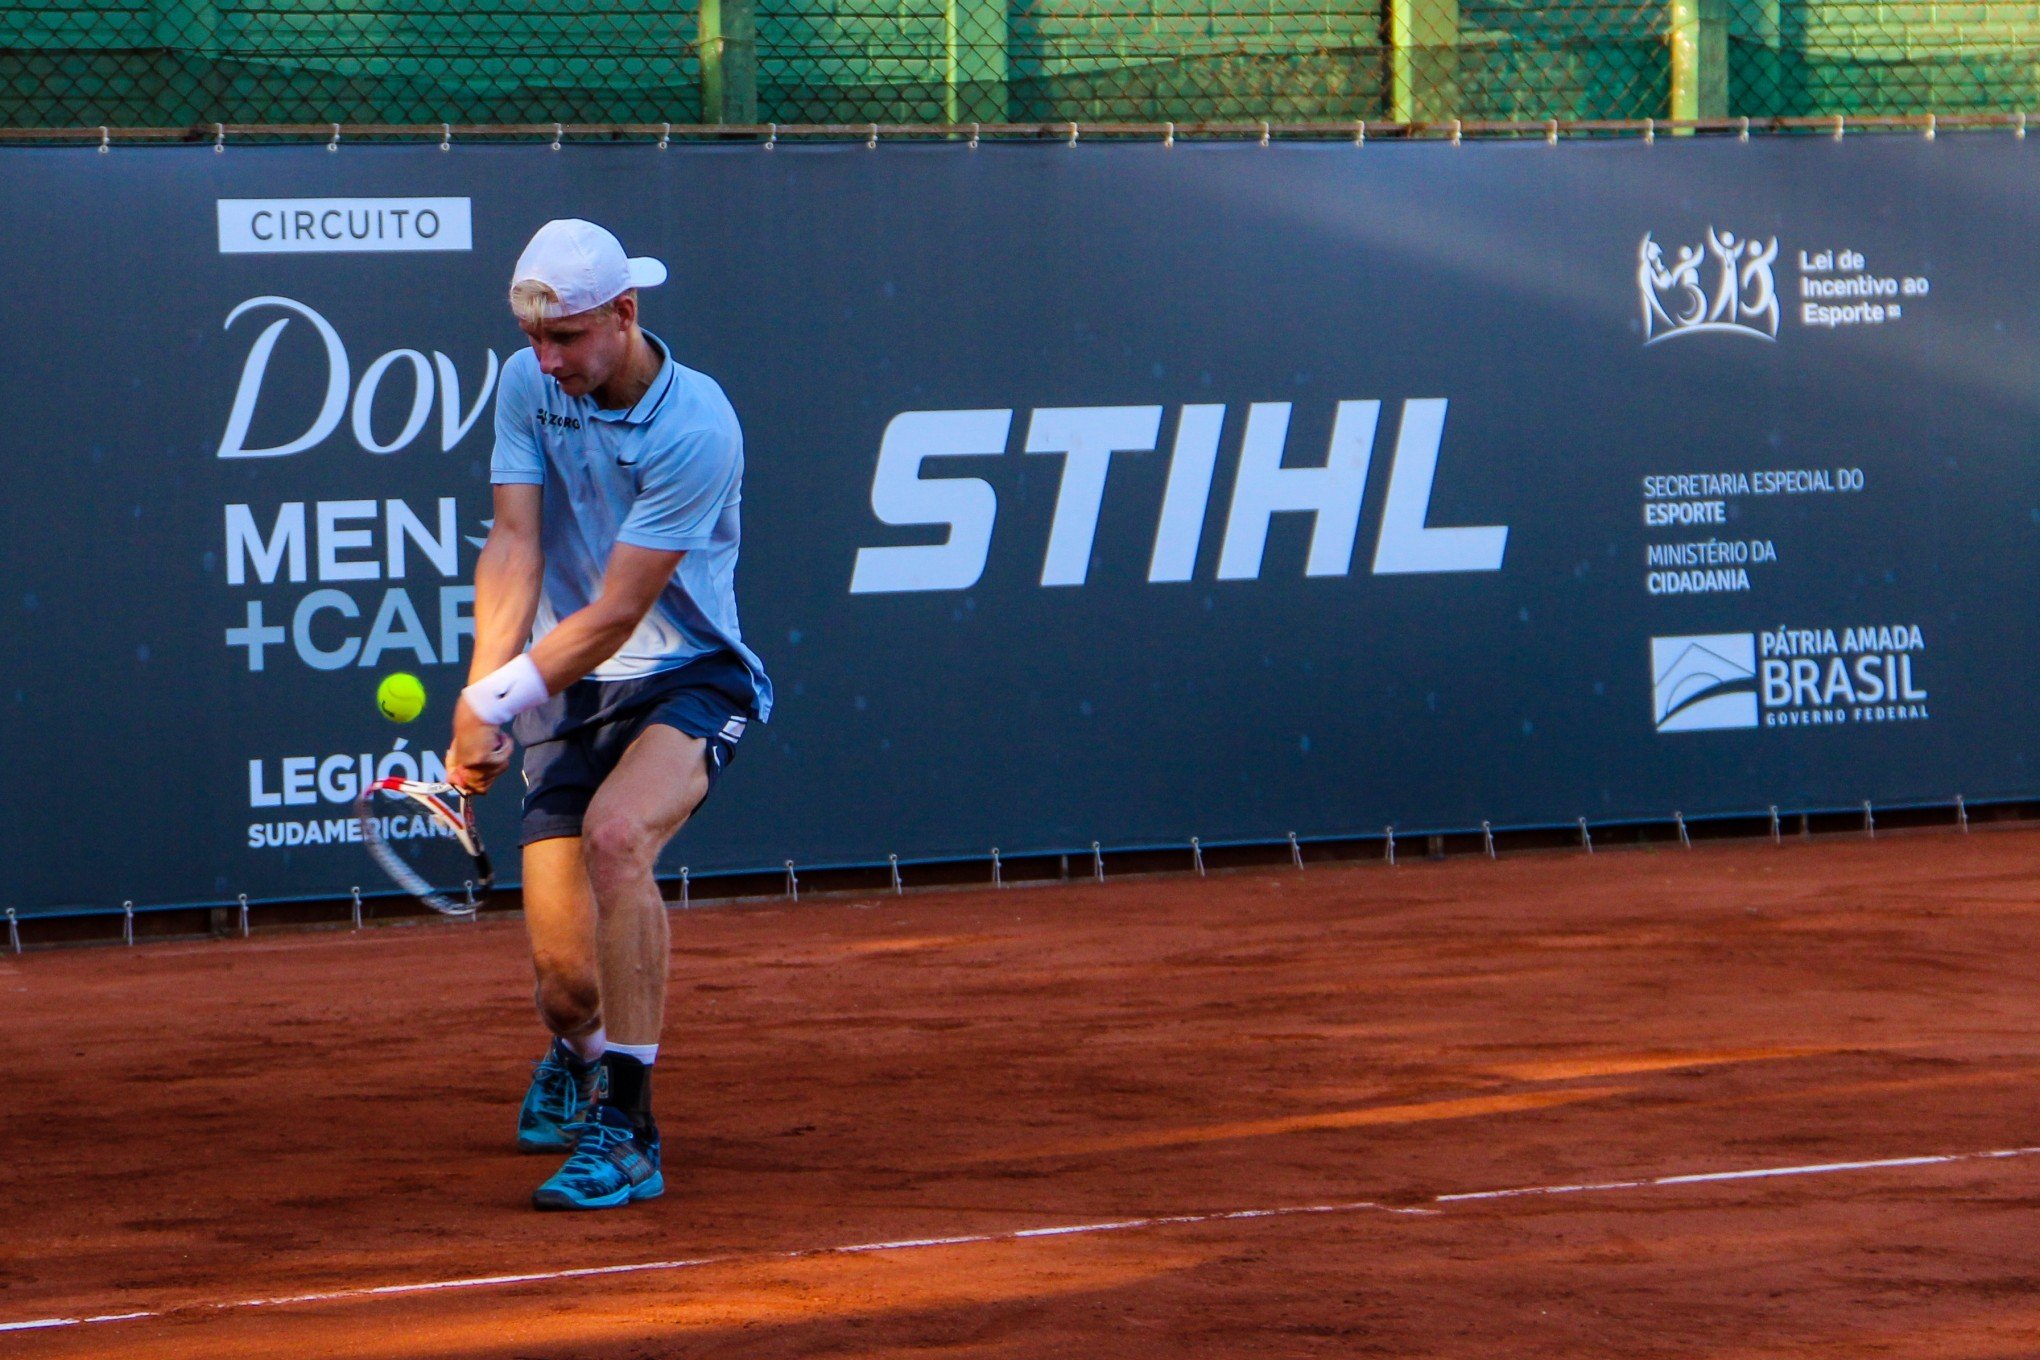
[376,672,427,723]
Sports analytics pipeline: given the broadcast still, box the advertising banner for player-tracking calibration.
[1,137,2032,914]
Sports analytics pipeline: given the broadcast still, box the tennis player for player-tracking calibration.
[446,218,772,1210]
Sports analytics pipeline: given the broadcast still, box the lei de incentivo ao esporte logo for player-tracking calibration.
[1637,227,1930,341]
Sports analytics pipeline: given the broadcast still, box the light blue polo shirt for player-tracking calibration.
[490,333,772,720]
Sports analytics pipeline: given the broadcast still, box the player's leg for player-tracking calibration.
[514,835,606,1152]
[532,724,710,1210]
[582,724,711,1110]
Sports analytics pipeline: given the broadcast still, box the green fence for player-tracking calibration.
[2,1,2035,129]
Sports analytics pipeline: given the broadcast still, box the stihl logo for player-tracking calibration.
[849,400,1508,593]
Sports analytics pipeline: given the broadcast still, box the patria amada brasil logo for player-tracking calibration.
[1638,228,1780,343]
[1652,627,1931,734]
[1652,633,1759,732]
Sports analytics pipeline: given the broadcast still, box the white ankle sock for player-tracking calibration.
[561,1028,606,1064]
[604,1041,658,1065]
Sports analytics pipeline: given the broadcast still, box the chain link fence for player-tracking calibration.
[1,2,2034,131]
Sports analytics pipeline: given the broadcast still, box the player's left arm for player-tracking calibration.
[523,543,686,690]
[525,421,736,688]
[462,422,735,722]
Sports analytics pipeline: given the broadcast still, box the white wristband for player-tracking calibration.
[462,654,549,725]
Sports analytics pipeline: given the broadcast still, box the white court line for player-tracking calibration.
[4,1146,2035,1337]
[1433,1146,2040,1203]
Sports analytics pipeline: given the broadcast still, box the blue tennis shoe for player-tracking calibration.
[517,1039,603,1153]
[532,1105,664,1210]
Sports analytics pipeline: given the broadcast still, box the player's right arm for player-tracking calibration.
[448,484,543,792]
[448,352,548,794]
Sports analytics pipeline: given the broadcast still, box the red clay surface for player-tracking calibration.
[2,829,2036,1358]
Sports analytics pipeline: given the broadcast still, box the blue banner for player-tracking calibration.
[1,137,2033,913]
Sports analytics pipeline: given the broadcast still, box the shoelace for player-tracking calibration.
[564,1116,636,1165]
[532,1055,604,1110]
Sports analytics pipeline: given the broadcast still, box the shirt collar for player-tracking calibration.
[588,330,678,425]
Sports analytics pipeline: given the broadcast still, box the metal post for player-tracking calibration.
[1287,831,1303,870]
[1481,821,1495,858]
[1956,795,1969,832]
[784,860,799,901]
[1191,837,1205,876]
[1091,842,1104,882]
[681,867,691,908]
[463,880,478,914]
[123,901,134,947]
[1578,818,1594,854]
[1388,0,1460,124]
[944,0,1008,125]
[1675,812,1690,849]
[1384,826,1397,867]
[699,0,758,125]
[237,893,250,937]
[1669,0,1729,123]
[5,909,17,954]
[1769,805,1781,843]
[991,848,1003,888]
[1863,800,1875,839]
[889,854,902,895]
[350,886,363,931]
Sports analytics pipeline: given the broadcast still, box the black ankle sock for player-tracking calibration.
[600,1052,654,1130]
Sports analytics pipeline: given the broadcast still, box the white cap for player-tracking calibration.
[511,218,668,318]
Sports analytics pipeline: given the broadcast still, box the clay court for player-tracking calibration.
[3,826,2036,1358]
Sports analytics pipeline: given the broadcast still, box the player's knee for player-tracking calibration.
[582,812,657,883]
[533,966,600,1036]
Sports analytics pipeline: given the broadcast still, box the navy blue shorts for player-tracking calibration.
[512,651,756,847]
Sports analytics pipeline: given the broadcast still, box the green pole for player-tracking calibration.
[700,0,758,125]
[1669,0,1728,121]
[1389,0,1460,124]
[945,0,1008,125]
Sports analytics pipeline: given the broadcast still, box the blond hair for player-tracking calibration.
[509,279,635,326]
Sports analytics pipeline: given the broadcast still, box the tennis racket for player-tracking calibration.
[353,778,493,917]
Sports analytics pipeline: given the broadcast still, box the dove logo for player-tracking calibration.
[1651,633,1759,733]
[1638,229,1780,344]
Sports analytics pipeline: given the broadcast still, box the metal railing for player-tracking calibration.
[1,109,2028,149]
